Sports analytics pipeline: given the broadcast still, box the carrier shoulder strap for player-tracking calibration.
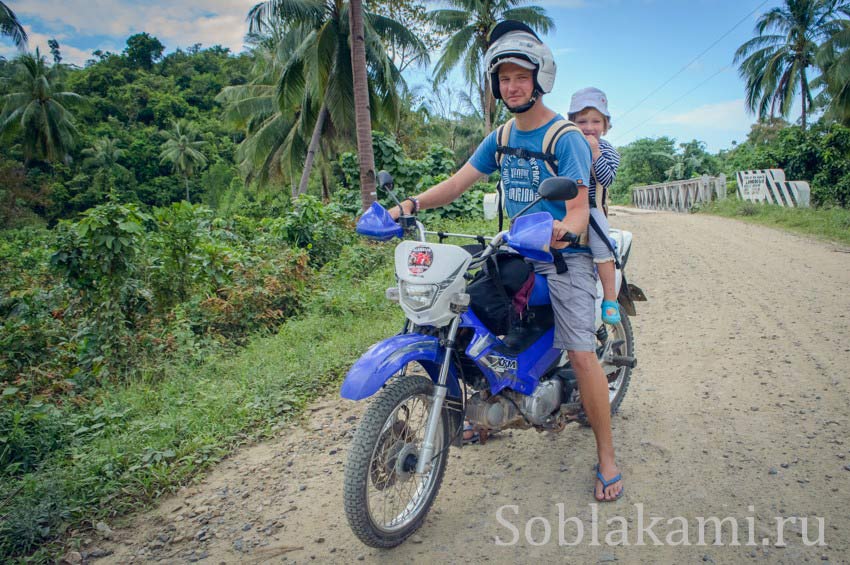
[494,118,515,166]
[540,119,583,175]
[494,119,515,232]
[590,165,614,212]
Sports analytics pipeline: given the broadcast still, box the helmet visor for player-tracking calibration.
[488,55,537,74]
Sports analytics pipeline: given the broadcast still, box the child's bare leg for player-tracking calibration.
[598,259,620,324]
[597,259,616,301]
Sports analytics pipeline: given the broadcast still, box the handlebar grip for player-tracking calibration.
[558,231,579,244]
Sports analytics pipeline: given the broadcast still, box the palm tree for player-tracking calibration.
[82,137,130,195]
[349,0,377,210]
[814,13,850,125]
[0,49,82,166]
[159,120,207,203]
[219,20,316,195]
[1,1,27,51]
[239,0,427,197]
[218,30,304,193]
[734,0,849,130]
[428,0,553,131]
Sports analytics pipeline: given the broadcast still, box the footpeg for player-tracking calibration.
[610,355,637,368]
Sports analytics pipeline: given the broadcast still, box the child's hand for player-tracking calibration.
[585,134,602,161]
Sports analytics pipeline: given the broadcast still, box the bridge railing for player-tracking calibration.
[631,175,727,212]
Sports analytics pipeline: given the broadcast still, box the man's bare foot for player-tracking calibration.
[594,462,623,501]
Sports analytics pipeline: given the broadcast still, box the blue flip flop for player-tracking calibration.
[601,300,621,325]
[595,465,624,502]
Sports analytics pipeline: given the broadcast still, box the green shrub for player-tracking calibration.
[185,248,312,341]
[50,200,152,378]
[0,399,66,477]
[738,201,759,216]
[258,194,356,267]
[336,132,459,216]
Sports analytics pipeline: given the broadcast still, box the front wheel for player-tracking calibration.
[343,371,450,548]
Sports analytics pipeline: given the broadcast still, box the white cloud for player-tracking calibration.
[659,99,753,130]
[0,26,101,65]
[538,0,586,6]
[16,1,257,56]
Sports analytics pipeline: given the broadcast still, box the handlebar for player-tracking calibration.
[558,231,580,245]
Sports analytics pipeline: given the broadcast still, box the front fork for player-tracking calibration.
[415,315,460,474]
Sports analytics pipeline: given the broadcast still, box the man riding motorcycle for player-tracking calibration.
[389,20,623,502]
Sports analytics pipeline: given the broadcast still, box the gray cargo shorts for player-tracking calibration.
[530,252,597,352]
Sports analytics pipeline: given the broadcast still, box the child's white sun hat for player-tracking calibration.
[568,87,612,126]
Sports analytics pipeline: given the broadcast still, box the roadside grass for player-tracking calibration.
[2,241,402,562]
[695,199,850,246]
[2,215,508,562]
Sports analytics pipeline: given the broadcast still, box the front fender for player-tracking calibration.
[341,333,461,400]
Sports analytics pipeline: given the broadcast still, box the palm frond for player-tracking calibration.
[0,1,28,50]
[368,13,430,67]
[428,9,473,34]
[433,24,476,84]
[500,6,554,34]
[247,0,324,34]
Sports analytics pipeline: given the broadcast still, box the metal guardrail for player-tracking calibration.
[632,174,726,212]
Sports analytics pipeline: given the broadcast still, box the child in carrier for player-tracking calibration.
[568,87,621,325]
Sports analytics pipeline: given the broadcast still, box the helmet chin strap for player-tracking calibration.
[504,89,540,114]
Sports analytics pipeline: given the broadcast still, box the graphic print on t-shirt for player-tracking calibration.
[502,156,541,204]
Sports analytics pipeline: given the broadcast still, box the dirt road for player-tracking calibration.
[90,209,850,564]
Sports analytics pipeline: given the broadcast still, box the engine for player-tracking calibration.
[465,378,563,429]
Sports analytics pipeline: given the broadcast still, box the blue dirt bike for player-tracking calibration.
[341,173,645,547]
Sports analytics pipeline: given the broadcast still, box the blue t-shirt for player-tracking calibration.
[469,115,591,221]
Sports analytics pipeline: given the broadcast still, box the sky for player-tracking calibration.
[1,0,795,152]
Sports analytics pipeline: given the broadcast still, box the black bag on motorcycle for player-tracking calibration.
[467,253,535,336]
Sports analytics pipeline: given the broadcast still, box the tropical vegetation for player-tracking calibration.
[1,0,850,560]
[0,1,27,51]
[735,0,850,129]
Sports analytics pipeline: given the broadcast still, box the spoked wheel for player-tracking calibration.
[577,310,635,425]
[343,371,449,548]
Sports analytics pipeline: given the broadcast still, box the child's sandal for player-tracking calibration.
[601,300,621,325]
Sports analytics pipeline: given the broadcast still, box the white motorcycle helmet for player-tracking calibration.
[485,20,556,113]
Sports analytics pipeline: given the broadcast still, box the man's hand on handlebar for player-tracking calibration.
[388,198,415,221]
[551,219,578,249]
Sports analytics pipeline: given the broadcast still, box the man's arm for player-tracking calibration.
[551,185,590,248]
[389,162,486,219]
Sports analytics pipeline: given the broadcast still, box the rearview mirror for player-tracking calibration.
[537,177,578,202]
[377,170,394,191]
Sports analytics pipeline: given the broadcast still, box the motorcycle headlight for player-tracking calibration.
[399,281,439,312]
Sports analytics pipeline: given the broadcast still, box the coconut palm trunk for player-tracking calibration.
[801,71,807,131]
[297,104,328,197]
[349,0,377,211]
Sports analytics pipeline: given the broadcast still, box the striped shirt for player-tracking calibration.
[588,138,620,202]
